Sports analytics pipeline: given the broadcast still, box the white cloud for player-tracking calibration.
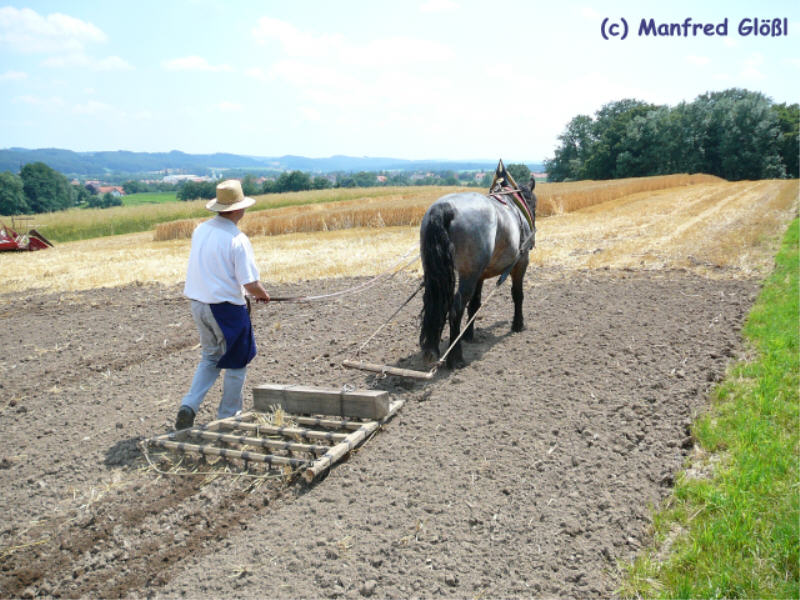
[0,6,106,53]
[163,55,232,72]
[741,52,765,80]
[43,53,133,71]
[246,16,460,135]
[0,70,27,81]
[13,94,64,108]
[685,55,710,66]
[785,57,800,69]
[95,56,134,71]
[299,106,321,121]
[251,17,453,65]
[73,100,118,115]
[215,101,243,112]
[419,0,458,13]
[244,66,271,82]
[578,6,602,20]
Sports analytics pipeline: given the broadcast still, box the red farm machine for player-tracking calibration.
[0,218,53,251]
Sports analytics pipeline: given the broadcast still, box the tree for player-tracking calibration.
[0,171,29,215]
[72,184,93,207]
[20,161,73,213]
[274,171,311,192]
[122,180,146,194]
[506,163,531,185]
[582,99,659,179]
[616,107,682,177]
[546,88,791,182]
[388,173,411,186]
[773,102,799,178]
[716,90,784,179]
[336,175,357,188]
[86,191,122,208]
[311,176,332,190]
[545,114,594,181]
[352,171,377,187]
[241,174,259,196]
[178,180,217,201]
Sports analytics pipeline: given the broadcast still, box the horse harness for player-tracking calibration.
[488,185,537,286]
[489,186,536,252]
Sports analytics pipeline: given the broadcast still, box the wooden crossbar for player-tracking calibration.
[295,415,364,431]
[185,429,330,455]
[149,438,308,467]
[215,420,350,442]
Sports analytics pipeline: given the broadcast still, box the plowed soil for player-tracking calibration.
[0,268,759,598]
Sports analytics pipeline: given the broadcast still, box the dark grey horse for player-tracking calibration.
[419,168,537,369]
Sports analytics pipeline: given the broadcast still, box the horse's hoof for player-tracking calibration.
[446,356,467,369]
[512,322,525,333]
[463,331,476,343]
[422,349,439,366]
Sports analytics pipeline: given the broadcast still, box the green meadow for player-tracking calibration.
[121,191,178,206]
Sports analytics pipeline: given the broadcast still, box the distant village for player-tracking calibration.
[73,167,548,198]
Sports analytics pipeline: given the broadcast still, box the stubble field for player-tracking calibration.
[0,177,796,598]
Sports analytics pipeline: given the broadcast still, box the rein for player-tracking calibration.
[247,245,420,305]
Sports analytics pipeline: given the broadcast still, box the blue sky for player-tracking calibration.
[0,0,798,162]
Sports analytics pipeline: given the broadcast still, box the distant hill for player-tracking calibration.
[0,147,545,177]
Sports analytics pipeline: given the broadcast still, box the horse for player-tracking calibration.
[418,166,537,369]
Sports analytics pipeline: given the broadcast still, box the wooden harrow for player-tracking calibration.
[146,384,403,483]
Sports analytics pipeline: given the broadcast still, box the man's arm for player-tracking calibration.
[243,281,270,303]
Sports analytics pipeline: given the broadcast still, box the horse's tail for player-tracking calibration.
[419,202,455,359]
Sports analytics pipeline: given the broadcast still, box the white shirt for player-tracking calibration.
[183,215,260,305]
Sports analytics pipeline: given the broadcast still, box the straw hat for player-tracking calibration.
[205,179,256,212]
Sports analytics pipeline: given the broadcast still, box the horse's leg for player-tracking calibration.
[447,275,478,369]
[511,259,529,333]
[463,278,484,342]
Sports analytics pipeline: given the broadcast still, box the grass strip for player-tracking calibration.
[121,191,178,206]
[620,217,799,598]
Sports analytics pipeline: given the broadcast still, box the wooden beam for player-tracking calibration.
[185,429,330,455]
[215,419,351,442]
[341,359,435,380]
[303,399,405,482]
[253,383,390,419]
[149,438,308,468]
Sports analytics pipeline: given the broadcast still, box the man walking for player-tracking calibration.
[175,179,270,430]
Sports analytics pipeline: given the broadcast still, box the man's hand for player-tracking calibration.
[244,281,270,303]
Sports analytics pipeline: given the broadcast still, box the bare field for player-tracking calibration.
[1,178,796,295]
[0,178,796,598]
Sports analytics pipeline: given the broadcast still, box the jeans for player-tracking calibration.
[180,300,246,419]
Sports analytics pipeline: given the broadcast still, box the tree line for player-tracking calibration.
[174,168,513,201]
[0,162,126,216]
[545,88,798,182]
[0,161,533,215]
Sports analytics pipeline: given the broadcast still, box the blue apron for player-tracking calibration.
[209,302,257,369]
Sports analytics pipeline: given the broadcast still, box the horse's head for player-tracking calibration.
[519,175,537,247]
